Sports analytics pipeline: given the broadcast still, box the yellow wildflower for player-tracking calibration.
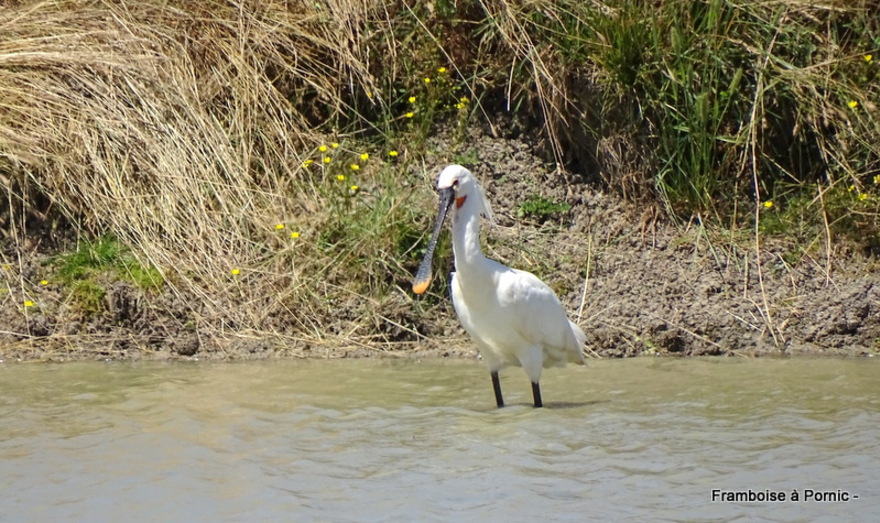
[858,192,869,201]
[405,112,414,118]
[360,153,369,161]
[366,91,373,99]
[438,67,447,73]
[24,300,34,307]
[337,174,346,181]
[848,100,858,109]
[350,185,359,192]
[388,150,399,157]
[865,54,873,62]
[323,156,331,164]
[291,231,300,239]
[40,280,49,285]
[231,268,240,276]
[460,96,470,103]
[408,96,416,103]
[319,145,328,152]
[873,175,880,185]
[762,201,774,209]
[275,223,285,230]
[302,159,314,167]
[424,77,431,84]
[848,185,856,192]
[350,164,360,171]
[331,142,339,148]
[455,103,464,110]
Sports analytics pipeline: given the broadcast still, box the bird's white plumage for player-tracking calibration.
[438,165,585,385]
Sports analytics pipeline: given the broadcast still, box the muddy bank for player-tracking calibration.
[2,129,879,362]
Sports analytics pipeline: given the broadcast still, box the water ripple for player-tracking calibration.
[0,358,878,520]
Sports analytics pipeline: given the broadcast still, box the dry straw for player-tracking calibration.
[0,0,390,331]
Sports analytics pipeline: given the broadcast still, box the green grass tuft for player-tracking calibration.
[49,236,163,315]
[517,195,572,221]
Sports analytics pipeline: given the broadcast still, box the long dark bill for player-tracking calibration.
[412,187,455,295]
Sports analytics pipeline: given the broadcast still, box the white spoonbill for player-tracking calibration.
[412,164,585,408]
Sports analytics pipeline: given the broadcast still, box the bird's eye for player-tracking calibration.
[452,179,459,189]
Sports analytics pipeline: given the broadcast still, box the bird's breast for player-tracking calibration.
[451,272,515,339]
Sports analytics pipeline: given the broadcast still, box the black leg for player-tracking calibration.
[491,371,504,408]
[531,381,543,408]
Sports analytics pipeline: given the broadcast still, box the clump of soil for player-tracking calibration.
[2,126,879,362]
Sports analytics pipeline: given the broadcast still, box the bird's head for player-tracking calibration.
[412,165,493,295]
[436,164,495,222]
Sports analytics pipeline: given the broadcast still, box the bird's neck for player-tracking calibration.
[451,203,487,274]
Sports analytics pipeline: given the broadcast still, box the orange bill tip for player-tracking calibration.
[412,276,432,295]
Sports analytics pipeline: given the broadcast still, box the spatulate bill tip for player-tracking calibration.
[412,275,432,295]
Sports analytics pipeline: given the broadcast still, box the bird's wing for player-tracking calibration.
[495,268,583,364]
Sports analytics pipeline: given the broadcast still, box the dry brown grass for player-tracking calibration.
[0,0,878,352]
[0,1,390,332]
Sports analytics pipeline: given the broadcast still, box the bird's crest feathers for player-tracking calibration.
[475,184,495,225]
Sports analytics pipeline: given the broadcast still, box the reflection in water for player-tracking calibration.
[1,358,878,520]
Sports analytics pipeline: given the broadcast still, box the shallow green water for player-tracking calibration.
[1,357,879,520]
